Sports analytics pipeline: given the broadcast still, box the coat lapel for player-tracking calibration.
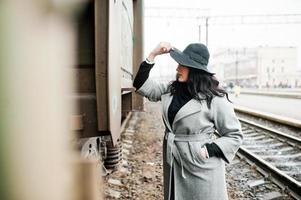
[172,99,202,129]
[161,93,173,132]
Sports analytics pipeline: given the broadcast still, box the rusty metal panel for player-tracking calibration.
[76,2,95,67]
[122,93,132,120]
[107,0,122,145]
[95,0,109,131]
[73,94,108,138]
[121,0,134,89]
[94,0,139,144]
[132,0,144,111]
[73,68,96,93]
[71,1,106,138]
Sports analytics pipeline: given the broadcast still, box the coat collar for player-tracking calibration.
[162,93,173,132]
[172,98,202,127]
[161,93,202,131]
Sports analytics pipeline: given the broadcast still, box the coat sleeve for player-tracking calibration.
[210,96,243,163]
[136,77,169,102]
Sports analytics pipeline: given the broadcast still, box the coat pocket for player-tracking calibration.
[188,141,207,163]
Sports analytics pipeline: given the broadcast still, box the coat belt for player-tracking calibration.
[165,131,213,200]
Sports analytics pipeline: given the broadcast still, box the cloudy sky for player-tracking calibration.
[143,0,301,76]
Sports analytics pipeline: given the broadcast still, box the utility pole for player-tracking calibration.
[235,50,238,84]
[198,25,201,42]
[205,17,209,46]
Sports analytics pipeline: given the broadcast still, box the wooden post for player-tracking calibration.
[0,1,104,200]
[74,158,103,200]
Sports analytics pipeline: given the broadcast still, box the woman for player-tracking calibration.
[133,42,243,200]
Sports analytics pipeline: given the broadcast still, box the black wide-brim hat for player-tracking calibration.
[170,43,214,75]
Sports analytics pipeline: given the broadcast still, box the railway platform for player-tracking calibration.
[240,89,301,99]
[229,93,301,121]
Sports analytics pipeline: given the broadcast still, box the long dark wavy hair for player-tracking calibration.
[168,67,231,109]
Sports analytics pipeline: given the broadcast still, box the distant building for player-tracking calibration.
[210,47,301,88]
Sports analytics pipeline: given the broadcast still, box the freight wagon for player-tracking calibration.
[72,0,144,170]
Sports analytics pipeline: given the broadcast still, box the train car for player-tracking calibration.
[71,0,144,170]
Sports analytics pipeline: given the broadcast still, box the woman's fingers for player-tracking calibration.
[147,42,172,62]
[153,42,172,55]
[159,42,172,53]
[200,147,209,159]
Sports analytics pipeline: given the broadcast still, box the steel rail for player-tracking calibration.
[237,147,301,199]
[238,117,301,146]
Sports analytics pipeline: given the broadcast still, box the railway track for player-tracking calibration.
[238,117,301,199]
[104,102,301,199]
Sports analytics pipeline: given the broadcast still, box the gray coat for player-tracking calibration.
[137,78,243,200]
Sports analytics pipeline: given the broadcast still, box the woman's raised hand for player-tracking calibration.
[147,42,172,62]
